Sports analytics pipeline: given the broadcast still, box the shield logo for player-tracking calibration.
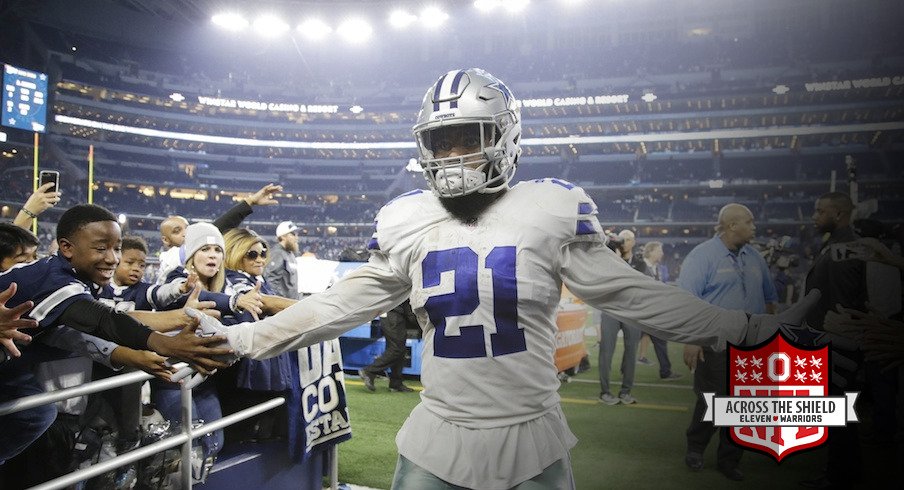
[728,331,830,462]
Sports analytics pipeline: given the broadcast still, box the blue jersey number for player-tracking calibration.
[422,246,525,358]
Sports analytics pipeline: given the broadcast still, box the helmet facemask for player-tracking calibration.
[413,68,522,199]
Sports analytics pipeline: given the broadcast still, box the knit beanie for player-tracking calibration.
[182,222,225,263]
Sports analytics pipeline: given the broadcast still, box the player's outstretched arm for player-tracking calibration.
[163,308,240,388]
[261,293,297,315]
[744,290,821,345]
[226,258,410,360]
[146,319,234,376]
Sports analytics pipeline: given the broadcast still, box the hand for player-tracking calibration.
[168,308,240,388]
[1,338,27,358]
[244,183,282,207]
[146,319,234,376]
[22,182,62,216]
[683,344,705,371]
[183,286,221,320]
[744,290,821,345]
[235,282,263,320]
[823,306,866,342]
[185,307,238,365]
[111,346,175,381]
[826,307,904,373]
[856,238,904,269]
[1,283,37,355]
[179,271,199,294]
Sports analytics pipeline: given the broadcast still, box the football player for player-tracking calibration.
[194,69,818,489]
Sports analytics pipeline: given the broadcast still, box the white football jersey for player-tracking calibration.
[226,179,748,487]
[371,180,602,427]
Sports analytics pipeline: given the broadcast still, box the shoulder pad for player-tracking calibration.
[514,179,601,238]
[369,190,436,252]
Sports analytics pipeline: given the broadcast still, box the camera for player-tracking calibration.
[604,232,624,253]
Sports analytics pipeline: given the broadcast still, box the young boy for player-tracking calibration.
[0,204,232,373]
[100,236,205,322]
[0,216,211,465]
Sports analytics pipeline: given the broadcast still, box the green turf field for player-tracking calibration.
[335,332,885,489]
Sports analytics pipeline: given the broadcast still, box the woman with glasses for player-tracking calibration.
[223,228,294,442]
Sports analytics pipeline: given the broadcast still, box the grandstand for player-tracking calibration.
[1,0,902,488]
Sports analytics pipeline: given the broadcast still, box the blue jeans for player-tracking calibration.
[0,365,57,464]
[151,378,224,459]
[598,313,640,396]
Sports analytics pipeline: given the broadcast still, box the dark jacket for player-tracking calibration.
[805,226,867,329]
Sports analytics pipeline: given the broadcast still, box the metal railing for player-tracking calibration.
[0,366,331,490]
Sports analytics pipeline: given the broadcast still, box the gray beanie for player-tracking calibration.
[182,222,225,264]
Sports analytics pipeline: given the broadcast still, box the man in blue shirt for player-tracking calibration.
[679,203,778,481]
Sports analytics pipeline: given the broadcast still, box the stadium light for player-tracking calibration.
[298,19,332,40]
[474,1,530,14]
[474,0,498,12]
[212,13,249,31]
[253,15,290,37]
[389,10,418,28]
[337,18,373,43]
[503,0,530,13]
[420,6,449,28]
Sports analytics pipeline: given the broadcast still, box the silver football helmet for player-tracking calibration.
[413,68,522,197]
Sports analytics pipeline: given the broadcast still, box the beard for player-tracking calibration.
[439,189,506,225]
[815,220,837,234]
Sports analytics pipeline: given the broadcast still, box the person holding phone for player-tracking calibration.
[13,171,62,230]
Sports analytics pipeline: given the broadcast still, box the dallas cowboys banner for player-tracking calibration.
[287,338,352,459]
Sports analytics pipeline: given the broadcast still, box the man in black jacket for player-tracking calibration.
[801,192,867,489]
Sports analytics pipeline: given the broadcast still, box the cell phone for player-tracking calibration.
[39,170,60,192]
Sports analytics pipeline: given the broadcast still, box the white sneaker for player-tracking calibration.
[619,393,637,404]
[598,393,620,405]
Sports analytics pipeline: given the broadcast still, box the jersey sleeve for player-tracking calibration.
[226,269,255,294]
[559,238,748,350]
[148,280,187,310]
[4,260,96,329]
[39,326,119,369]
[226,247,411,360]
